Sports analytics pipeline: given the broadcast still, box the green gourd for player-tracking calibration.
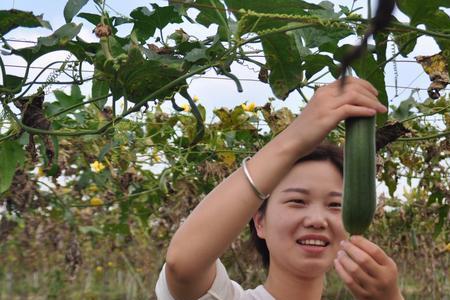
[342,116,376,235]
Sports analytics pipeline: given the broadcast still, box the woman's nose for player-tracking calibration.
[303,208,328,229]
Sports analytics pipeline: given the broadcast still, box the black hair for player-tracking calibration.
[249,142,343,269]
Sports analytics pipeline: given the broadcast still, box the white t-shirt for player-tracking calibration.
[155,260,275,300]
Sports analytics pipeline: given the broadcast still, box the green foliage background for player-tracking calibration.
[0,0,449,298]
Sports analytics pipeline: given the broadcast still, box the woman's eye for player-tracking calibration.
[329,202,342,209]
[289,199,306,205]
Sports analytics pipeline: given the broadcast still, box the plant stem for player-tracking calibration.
[13,60,76,101]
[49,93,113,119]
[400,104,450,123]
[0,55,7,85]
[347,17,450,40]
[296,88,309,104]
[397,130,450,142]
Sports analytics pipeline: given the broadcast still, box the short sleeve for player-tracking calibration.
[155,260,244,300]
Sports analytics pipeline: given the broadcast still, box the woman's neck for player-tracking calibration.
[264,265,324,300]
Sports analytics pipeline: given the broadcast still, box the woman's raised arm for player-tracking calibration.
[164,77,386,300]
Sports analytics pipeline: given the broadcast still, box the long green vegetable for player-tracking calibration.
[342,116,376,235]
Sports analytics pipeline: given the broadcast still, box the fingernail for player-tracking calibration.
[340,240,347,247]
[349,236,355,242]
[337,250,345,258]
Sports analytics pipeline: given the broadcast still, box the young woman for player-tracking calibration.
[155,77,403,300]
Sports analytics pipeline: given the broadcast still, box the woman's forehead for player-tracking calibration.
[274,161,343,193]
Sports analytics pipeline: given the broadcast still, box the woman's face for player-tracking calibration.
[254,160,347,278]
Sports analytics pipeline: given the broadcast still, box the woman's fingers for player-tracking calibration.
[340,239,381,277]
[348,236,393,266]
[337,250,374,282]
[333,87,387,113]
[334,258,370,298]
[334,104,377,121]
[336,237,403,300]
[329,76,379,96]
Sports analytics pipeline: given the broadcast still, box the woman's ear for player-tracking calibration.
[253,211,266,239]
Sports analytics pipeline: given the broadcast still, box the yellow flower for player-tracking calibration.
[90,197,104,206]
[241,102,256,112]
[445,243,450,252]
[96,266,103,272]
[152,148,161,162]
[37,167,45,178]
[193,95,200,102]
[107,261,114,267]
[87,184,99,193]
[90,161,105,173]
[181,103,191,112]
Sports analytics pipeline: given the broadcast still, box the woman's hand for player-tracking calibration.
[334,235,403,300]
[286,77,387,155]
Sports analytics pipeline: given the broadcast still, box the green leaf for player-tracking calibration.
[79,226,103,235]
[391,92,417,121]
[225,0,322,17]
[77,12,102,26]
[12,23,84,64]
[0,141,25,193]
[54,85,84,108]
[334,45,388,125]
[302,54,338,79]
[310,1,341,19]
[374,32,388,67]
[290,29,312,58]
[98,141,118,161]
[64,0,89,23]
[295,25,352,49]
[0,9,51,35]
[117,47,188,103]
[393,31,418,57]
[395,0,448,25]
[78,13,124,34]
[130,4,183,42]
[433,205,449,238]
[2,74,23,91]
[184,47,208,63]
[13,41,88,65]
[38,23,83,47]
[92,70,110,110]
[195,0,228,29]
[395,0,450,65]
[261,33,303,100]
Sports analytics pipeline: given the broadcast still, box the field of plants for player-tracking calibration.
[0,0,449,299]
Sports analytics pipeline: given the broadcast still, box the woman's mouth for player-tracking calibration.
[296,238,330,254]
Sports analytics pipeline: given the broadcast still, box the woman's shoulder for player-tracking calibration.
[155,259,274,300]
[242,285,275,300]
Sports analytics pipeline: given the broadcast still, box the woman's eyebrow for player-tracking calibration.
[282,187,310,194]
[282,188,342,197]
[329,191,342,197]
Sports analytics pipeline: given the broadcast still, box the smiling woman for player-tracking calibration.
[155,78,403,300]
[249,143,345,270]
